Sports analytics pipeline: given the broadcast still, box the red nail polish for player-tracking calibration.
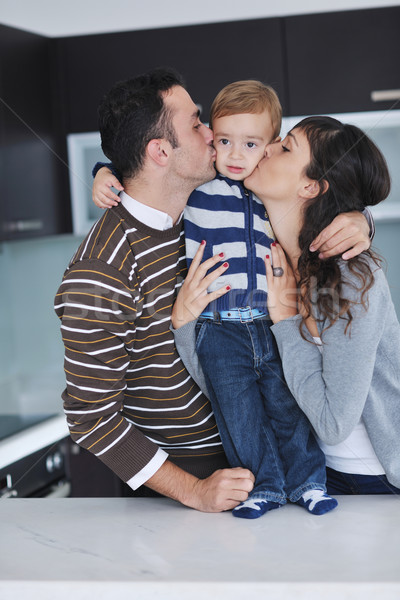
[201,240,206,245]
[226,285,231,291]
[223,262,229,268]
[219,252,224,257]
[266,254,270,259]
[271,242,276,247]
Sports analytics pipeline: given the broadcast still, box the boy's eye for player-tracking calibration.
[219,138,230,145]
[246,142,257,149]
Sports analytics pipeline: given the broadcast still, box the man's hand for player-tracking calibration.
[309,211,371,260]
[189,468,255,512]
[146,460,255,512]
[92,166,123,208]
[172,241,230,329]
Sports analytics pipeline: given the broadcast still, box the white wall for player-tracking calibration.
[1,0,400,37]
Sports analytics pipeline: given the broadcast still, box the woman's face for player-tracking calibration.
[244,128,312,203]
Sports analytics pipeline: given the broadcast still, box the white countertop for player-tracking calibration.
[1,495,400,599]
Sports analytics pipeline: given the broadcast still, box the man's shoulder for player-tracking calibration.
[69,207,137,272]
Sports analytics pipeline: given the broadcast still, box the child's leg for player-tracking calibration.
[256,320,337,514]
[195,318,286,509]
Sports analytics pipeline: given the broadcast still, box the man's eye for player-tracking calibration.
[194,123,202,130]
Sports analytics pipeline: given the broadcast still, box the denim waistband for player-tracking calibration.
[200,307,269,323]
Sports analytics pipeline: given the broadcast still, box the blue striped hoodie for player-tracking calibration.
[184,173,275,312]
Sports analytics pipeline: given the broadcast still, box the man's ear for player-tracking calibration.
[146,138,171,166]
[300,178,329,199]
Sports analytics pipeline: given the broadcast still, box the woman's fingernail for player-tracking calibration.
[266,254,270,259]
[223,262,229,268]
[226,285,231,291]
[219,252,224,258]
[201,240,206,245]
[271,242,276,247]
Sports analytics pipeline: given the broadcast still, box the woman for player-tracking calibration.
[244,116,400,495]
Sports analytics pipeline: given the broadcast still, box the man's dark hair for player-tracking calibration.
[98,67,185,178]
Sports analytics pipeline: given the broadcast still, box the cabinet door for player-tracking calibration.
[285,7,400,116]
[0,25,68,241]
[58,17,287,133]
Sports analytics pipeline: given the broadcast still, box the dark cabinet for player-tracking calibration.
[0,25,71,241]
[1,7,399,241]
[57,17,287,132]
[285,6,400,116]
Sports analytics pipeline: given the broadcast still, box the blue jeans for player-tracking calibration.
[326,467,400,495]
[195,317,327,504]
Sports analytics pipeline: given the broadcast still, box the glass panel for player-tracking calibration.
[281,109,400,221]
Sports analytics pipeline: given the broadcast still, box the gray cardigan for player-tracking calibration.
[173,258,400,488]
[271,259,400,488]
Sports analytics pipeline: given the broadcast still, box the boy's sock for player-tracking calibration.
[232,498,281,519]
[296,489,338,515]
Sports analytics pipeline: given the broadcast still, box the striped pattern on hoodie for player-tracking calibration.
[55,203,224,483]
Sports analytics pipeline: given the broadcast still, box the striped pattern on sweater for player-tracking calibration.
[55,204,223,482]
[184,174,275,312]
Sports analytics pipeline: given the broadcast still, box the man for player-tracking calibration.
[55,68,254,511]
[55,68,370,511]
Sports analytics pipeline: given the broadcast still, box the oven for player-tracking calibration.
[0,414,71,498]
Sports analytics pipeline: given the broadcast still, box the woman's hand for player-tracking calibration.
[172,241,230,329]
[309,211,371,260]
[92,167,123,209]
[265,243,298,324]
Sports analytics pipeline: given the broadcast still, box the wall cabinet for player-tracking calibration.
[1,7,399,241]
[56,17,287,132]
[285,6,400,116]
[0,25,71,241]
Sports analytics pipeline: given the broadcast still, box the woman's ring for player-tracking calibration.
[273,267,284,277]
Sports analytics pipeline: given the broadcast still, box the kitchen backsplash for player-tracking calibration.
[0,222,399,417]
[0,234,83,416]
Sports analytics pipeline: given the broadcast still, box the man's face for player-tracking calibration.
[164,86,216,188]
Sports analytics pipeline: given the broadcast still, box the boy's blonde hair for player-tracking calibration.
[210,80,282,140]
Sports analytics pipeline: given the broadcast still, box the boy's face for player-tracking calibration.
[212,111,276,181]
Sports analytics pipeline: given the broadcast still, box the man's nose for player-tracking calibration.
[202,123,214,144]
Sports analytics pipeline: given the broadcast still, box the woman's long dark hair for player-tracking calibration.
[294,116,391,338]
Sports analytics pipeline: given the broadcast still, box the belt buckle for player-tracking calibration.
[238,306,253,323]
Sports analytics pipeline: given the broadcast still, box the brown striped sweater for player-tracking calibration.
[55,203,225,484]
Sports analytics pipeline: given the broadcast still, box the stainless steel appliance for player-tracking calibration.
[0,415,70,498]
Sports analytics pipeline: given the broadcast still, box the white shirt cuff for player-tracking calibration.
[126,448,169,491]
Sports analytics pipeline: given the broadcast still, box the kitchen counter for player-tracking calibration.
[1,495,399,599]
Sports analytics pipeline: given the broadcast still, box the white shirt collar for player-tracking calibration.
[120,191,182,230]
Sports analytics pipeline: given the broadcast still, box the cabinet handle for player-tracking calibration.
[371,89,400,102]
[3,219,44,233]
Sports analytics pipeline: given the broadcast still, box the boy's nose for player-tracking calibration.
[229,144,243,158]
